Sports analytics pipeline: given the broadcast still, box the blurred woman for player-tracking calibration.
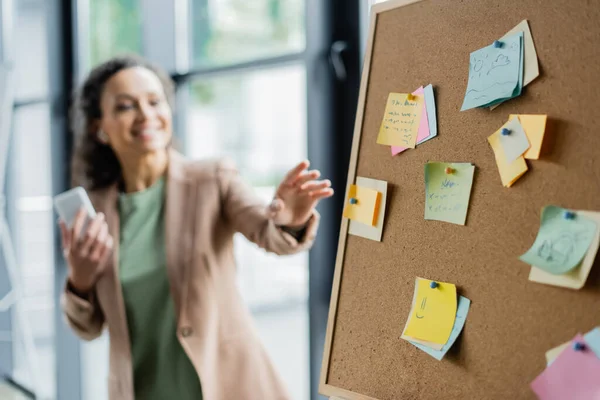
[60,55,333,400]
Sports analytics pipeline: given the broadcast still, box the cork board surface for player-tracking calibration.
[322,0,600,399]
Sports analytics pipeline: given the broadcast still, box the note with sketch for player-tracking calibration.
[402,277,457,345]
[424,162,476,225]
[377,92,423,148]
[520,206,598,275]
[461,32,524,111]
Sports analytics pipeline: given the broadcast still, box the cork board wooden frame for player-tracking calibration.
[319,0,600,399]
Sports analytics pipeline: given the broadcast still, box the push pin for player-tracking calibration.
[430,281,439,289]
[573,342,586,351]
[493,40,503,48]
[445,167,455,174]
[349,197,358,205]
[564,211,576,220]
[407,93,415,101]
[501,128,511,136]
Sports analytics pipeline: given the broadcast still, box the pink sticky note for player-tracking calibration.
[530,334,600,399]
[391,86,430,156]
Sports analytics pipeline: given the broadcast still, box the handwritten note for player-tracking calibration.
[461,32,524,111]
[488,127,528,187]
[377,93,423,148]
[499,117,530,163]
[529,210,600,289]
[391,87,429,155]
[407,296,470,360]
[342,184,381,226]
[510,114,547,159]
[424,162,475,225]
[520,206,598,275]
[403,278,457,345]
[531,334,600,400]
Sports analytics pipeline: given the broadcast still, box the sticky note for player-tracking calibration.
[510,114,547,159]
[377,92,423,148]
[487,127,528,187]
[407,296,470,360]
[461,32,524,111]
[391,87,430,155]
[421,84,437,144]
[499,117,530,163]
[529,210,600,289]
[519,205,598,275]
[499,20,539,87]
[424,162,475,226]
[531,334,600,400]
[342,184,381,226]
[546,327,600,366]
[545,341,570,366]
[403,278,457,345]
[348,177,388,242]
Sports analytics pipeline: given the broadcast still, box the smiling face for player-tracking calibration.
[97,66,172,159]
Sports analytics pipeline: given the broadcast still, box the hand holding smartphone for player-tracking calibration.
[53,187,113,293]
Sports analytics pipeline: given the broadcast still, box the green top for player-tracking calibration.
[118,177,202,399]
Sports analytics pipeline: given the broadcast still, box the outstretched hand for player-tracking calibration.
[268,160,334,227]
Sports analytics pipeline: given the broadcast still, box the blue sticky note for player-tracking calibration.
[409,296,471,360]
[584,327,600,359]
[519,205,598,275]
[420,84,437,144]
[461,32,524,111]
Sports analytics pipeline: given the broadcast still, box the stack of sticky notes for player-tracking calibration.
[488,114,547,187]
[531,328,600,399]
[342,176,388,242]
[519,205,600,289]
[376,84,438,155]
[461,20,539,111]
[401,277,471,360]
[424,162,476,226]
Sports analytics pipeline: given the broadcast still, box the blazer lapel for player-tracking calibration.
[165,150,194,318]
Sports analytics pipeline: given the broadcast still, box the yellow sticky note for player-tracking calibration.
[509,114,547,160]
[376,93,424,148]
[488,126,528,187]
[342,184,381,226]
[403,278,457,345]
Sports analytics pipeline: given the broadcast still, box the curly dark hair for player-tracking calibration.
[70,54,176,190]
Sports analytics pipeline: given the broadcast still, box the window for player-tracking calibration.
[190,0,305,67]
[89,0,142,66]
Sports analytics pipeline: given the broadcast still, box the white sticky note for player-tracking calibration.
[499,117,530,163]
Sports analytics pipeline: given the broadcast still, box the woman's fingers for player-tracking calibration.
[78,213,105,257]
[281,160,310,187]
[71,208,88,245]
[292,170,321,188]
[309,188,335,200]
[299,179,331,193]
[88,222,108,263]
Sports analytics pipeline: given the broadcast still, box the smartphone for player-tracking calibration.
[53,186,97,231]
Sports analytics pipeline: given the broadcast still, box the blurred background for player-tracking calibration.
[0,0,386,399]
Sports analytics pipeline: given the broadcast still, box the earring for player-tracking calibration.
[97,129,109,144]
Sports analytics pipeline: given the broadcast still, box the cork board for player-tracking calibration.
[319,0,600,399]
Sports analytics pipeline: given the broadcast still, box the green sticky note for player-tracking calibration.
[424,162,475,225]
[461,32,524,111]
[520,206,598,274]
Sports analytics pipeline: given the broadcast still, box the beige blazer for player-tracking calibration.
[61,150,320,400]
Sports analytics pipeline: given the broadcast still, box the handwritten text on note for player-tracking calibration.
[424,162,476,225]
[376,93,423,148]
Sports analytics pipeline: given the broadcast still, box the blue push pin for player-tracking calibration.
[493,40,503,48]
[564,211,576,220]
[501,128,511,136]
[349,198,358,205]
[430,281,439,289]
[573,342,586,351]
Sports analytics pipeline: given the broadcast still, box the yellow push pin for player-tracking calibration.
[445,167,455,174]
[407,93,415,101]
